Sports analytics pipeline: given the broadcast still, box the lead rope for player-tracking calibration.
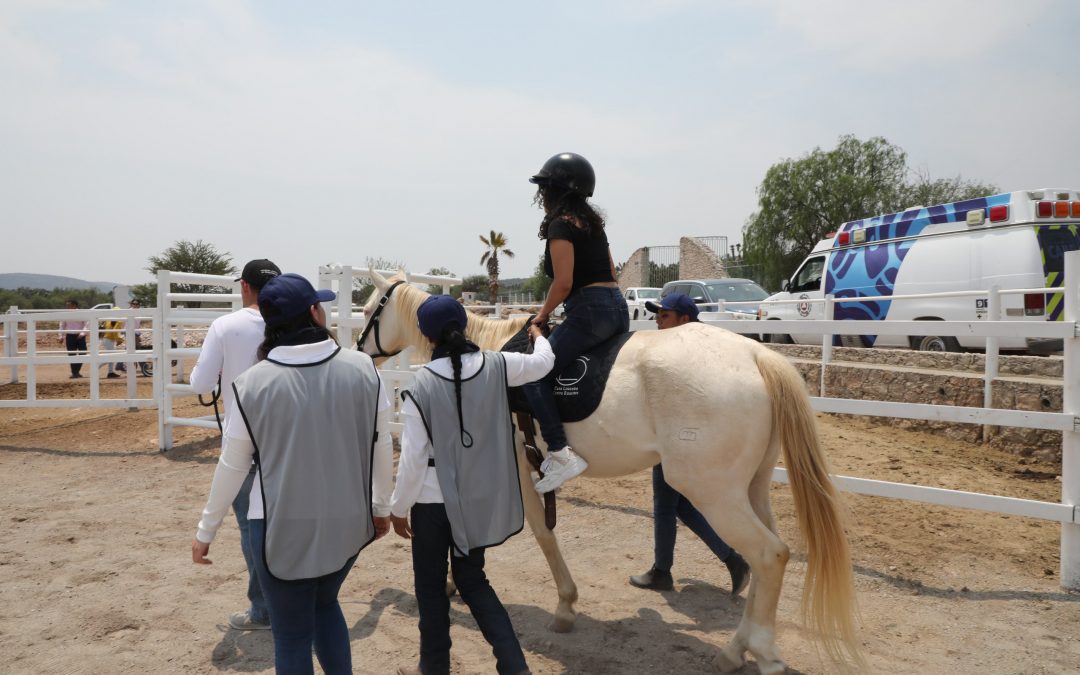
[198,373,223,434]
[516,411,556,530]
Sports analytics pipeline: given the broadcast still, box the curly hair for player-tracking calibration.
[533,183,606,240]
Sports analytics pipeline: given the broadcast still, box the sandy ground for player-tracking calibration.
[2,365,1079,674]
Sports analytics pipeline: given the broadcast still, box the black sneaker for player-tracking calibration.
[725,552,750,596]
[629,566,674,591]
[106,372,120,379]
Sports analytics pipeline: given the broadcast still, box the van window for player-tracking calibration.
[790,256,826,293]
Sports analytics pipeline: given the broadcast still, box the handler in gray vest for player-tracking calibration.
[390,294,553,675]
[192,272,393,675]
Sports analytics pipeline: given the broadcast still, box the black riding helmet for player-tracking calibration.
[529,152,595,197]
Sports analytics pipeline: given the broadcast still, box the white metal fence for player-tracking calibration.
[3,258,1080,587]
[0,306,157,408]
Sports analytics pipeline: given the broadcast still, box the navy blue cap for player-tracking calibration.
[258,273,335,327]
[645,293,700,321]
[417,294,467,339]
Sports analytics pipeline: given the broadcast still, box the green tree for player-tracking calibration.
[479,230,515,302]
[521,254,552,301]
[146,240,237,308]
[129,283,158,308]
[0,287,110,310]
[426,267,453,295]
[353,257,406,305]
[742,135,997,290]
[460,274,490,301]
[900,170,999,208]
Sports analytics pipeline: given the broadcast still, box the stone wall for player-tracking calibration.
[768,344,1064,463]
[618,247,650,290]
[679,237,727,279]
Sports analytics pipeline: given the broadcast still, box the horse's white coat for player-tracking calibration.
[360,272,862,674]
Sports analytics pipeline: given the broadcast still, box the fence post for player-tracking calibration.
[336,266,353,347]
[983,285,1001,442]
[820,294,835,397]
[1062,252,1080,589]
[157,270,172,452]
[4,306,17,384]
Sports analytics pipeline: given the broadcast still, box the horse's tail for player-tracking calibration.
[755,347,865,671]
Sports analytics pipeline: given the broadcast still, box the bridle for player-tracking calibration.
[356,280,407,358]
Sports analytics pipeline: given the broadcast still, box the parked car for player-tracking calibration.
[623,287,662,320]
[659,278,768,339]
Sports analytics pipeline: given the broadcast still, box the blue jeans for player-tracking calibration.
[232,464,269,624]
[652,464,733,571]
[410,503,527,675]
[248,518,356,675]
[524,285,629,452]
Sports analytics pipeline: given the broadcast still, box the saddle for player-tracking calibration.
[501,323,633,422]
[500,320,634,530]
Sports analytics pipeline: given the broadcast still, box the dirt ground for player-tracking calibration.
[2,365,1079,674]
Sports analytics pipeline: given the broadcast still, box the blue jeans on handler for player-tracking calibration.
[248,518,357,675]
[410,502,528,675]
[652,464,733,570]
[524,286,629,452]
[233,465,269,625]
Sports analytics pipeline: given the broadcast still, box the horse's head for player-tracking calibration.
[357,269,431,359]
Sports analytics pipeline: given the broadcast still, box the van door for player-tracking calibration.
[783,254,828,343]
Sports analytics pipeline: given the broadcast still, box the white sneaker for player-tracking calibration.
[534,447,587,494]
[228,610,271,631]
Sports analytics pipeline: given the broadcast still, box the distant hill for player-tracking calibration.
[0,273,120,292]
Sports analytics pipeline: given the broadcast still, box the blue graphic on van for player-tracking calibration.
[835,193,1011,245]
[824,193,1013,345]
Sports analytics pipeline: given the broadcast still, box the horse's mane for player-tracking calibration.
[384,275,531,356]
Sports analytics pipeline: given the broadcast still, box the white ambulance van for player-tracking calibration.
[759,188,1080,352]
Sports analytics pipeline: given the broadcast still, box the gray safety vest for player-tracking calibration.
[404,352,523,556]
[234,347,381,580]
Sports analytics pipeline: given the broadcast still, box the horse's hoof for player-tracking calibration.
[714,650,745,673]
[755,661,787,675]
[548,614,575,633]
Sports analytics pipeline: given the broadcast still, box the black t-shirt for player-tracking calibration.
[543,219,614,293]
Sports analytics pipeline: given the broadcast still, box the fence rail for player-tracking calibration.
[4,256,1080,588]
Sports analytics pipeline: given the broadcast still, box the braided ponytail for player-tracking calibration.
[439,323,474,448]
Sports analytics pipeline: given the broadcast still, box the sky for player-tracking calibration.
[3,0,1079,287]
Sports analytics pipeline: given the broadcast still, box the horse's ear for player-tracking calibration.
[400,268,411,284]
[369,268,388,291]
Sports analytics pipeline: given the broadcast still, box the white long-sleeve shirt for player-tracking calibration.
[195,339,394,543]
[389,336,555,518]
[189,307,265,440]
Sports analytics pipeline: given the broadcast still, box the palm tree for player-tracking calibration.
[479,230,515,303]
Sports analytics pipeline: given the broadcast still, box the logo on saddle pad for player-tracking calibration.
[555,356,590,388]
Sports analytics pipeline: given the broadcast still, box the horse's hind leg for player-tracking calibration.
[717,455,786,669]
[517,446,578,632]
[672,464,789,675]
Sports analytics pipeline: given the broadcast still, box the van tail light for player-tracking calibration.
[1037,201,1053,217]
[838,231,850,245]
[1073,201,1080,217]
[1024,292,1046,317]
[989,205,1008,222]
[1055,201,1070,218]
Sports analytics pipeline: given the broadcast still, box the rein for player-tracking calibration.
[356,280,407,358]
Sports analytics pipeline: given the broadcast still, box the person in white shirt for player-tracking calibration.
[188,258,281,631]
[391,295,553,675]
[192,272,393,674]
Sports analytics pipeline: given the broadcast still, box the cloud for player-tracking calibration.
[762,0,1055,68]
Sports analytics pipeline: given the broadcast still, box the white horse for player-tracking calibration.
[360,271,863,674]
